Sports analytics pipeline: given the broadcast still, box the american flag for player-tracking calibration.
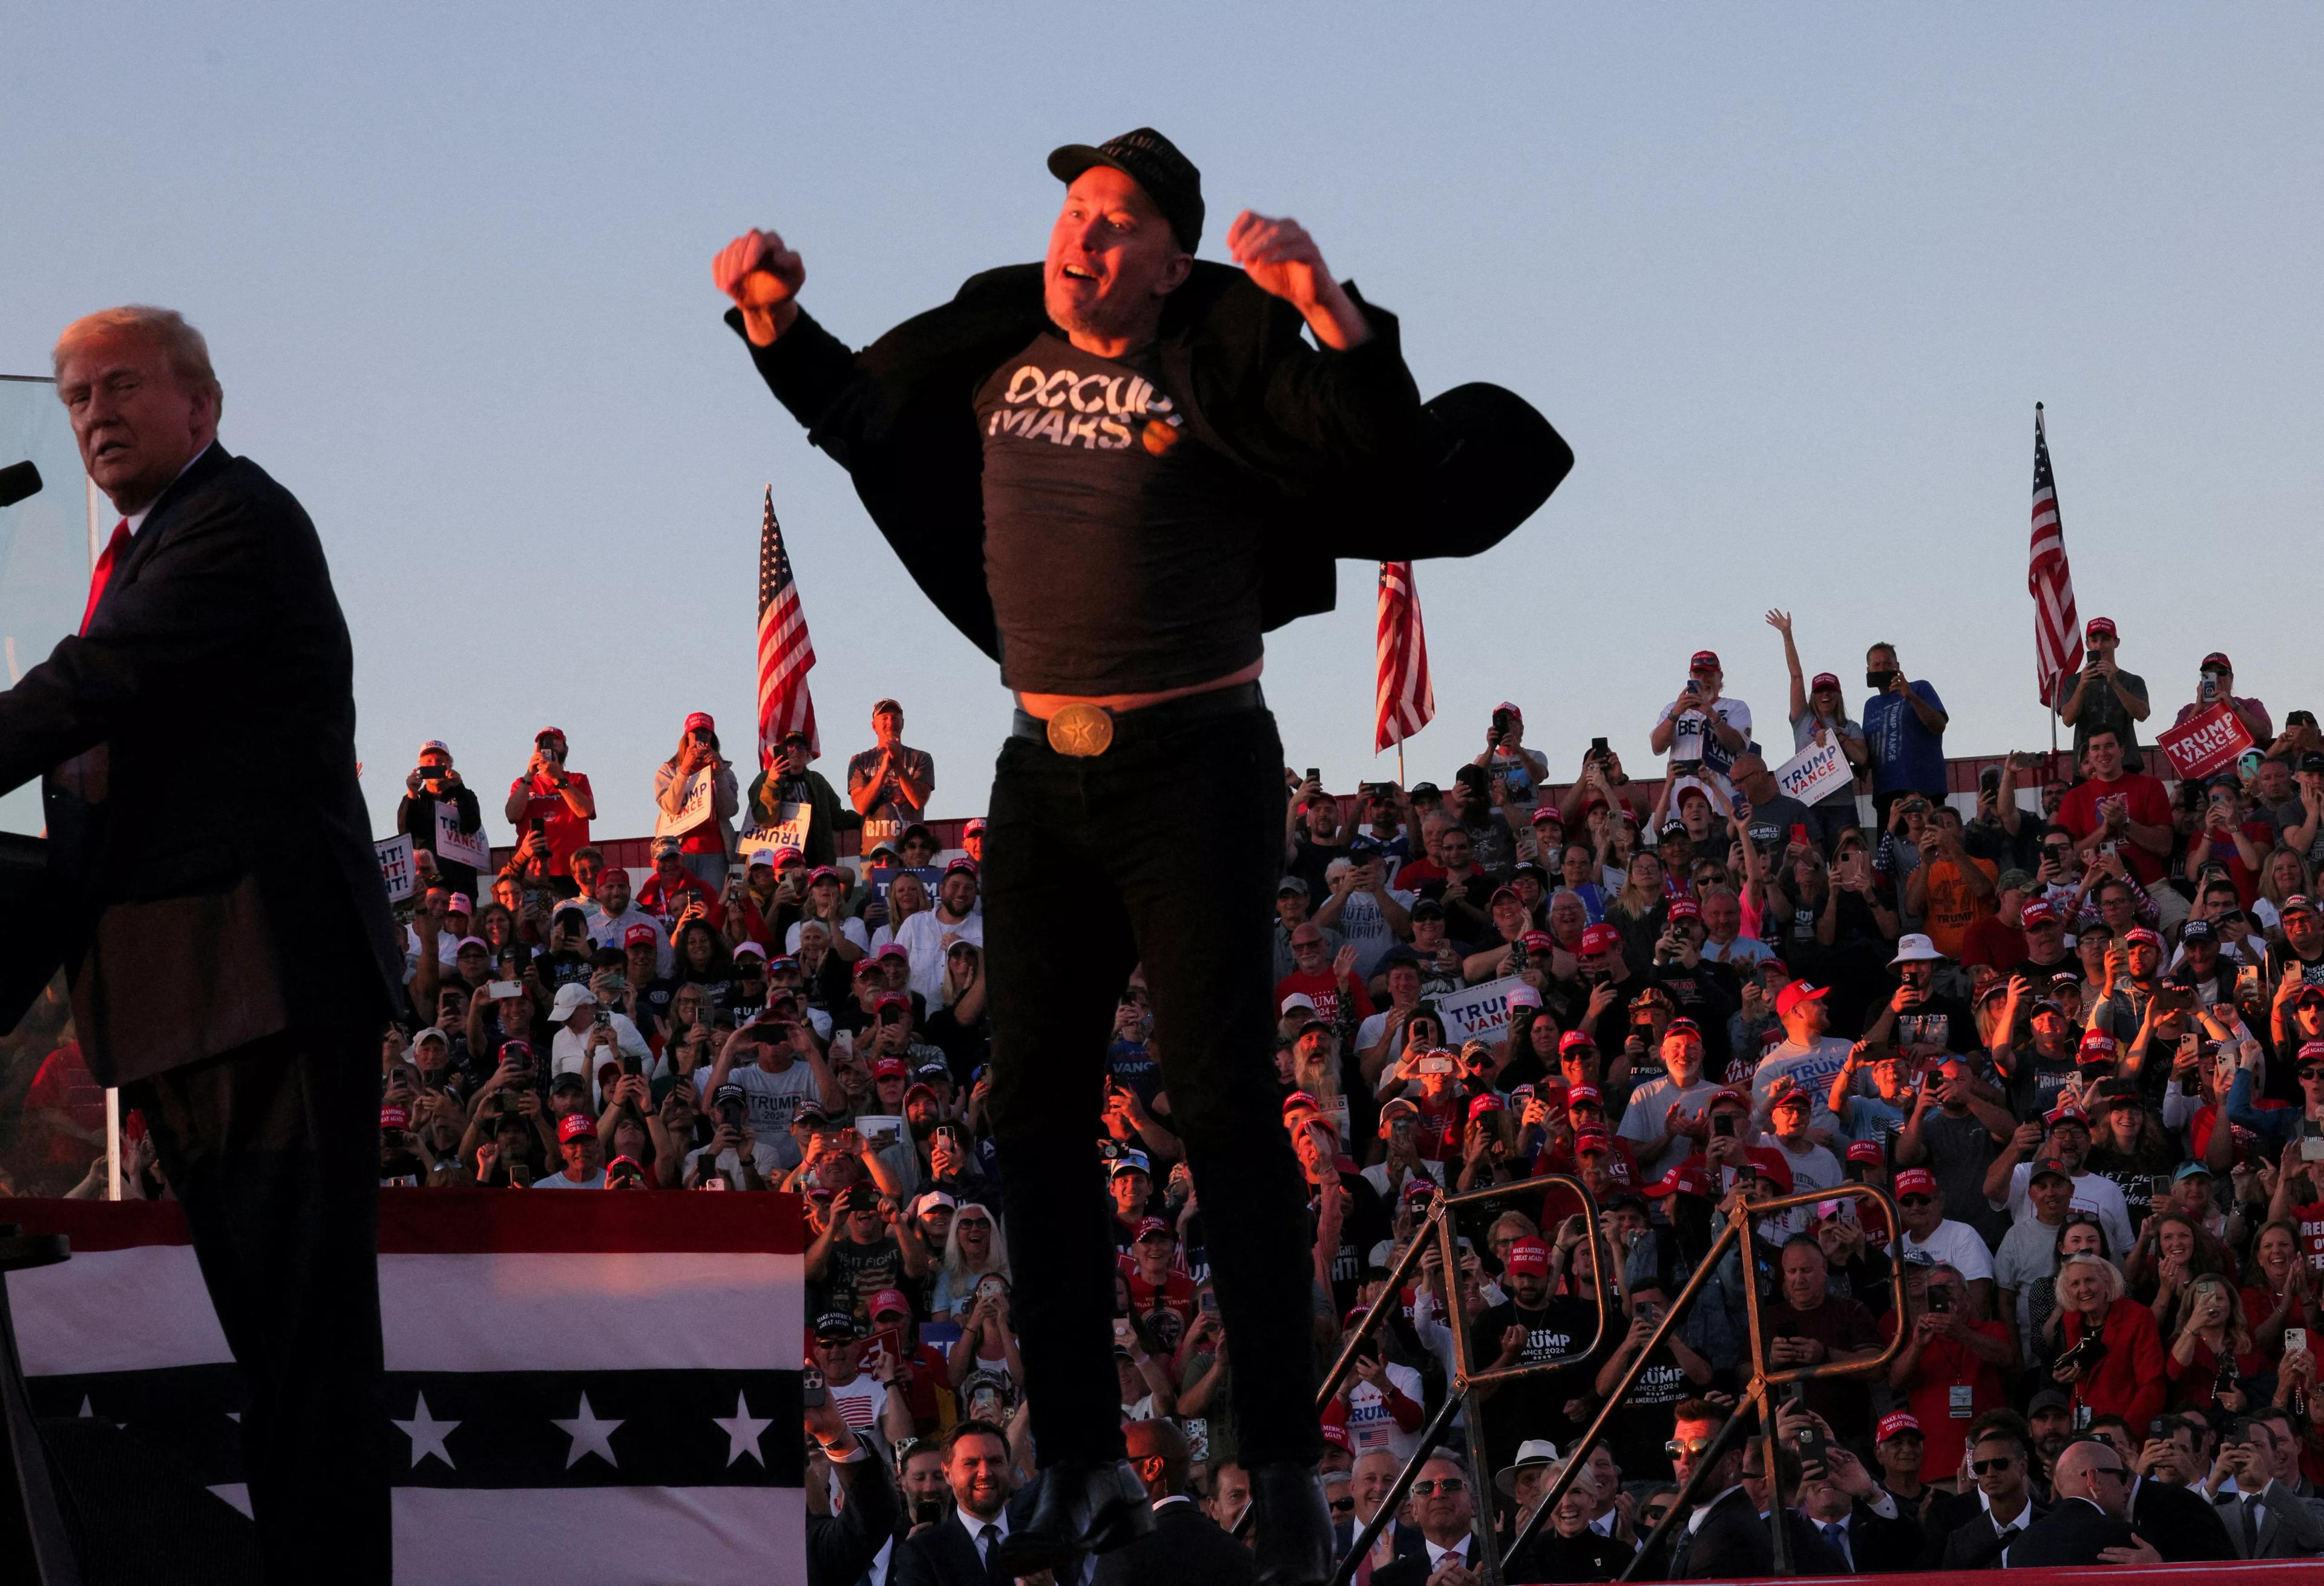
[755,487,819,766]
[1374,560,1435,752]
[2027,404,2082,707]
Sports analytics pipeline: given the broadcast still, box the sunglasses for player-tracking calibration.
[1328,1496,1355,1515]
[1970,1455,2016,1473]
[1897,1195,1933,1208]
[2298,1067,2324,1080]
[1666,1441,1715,1458]
[955,1217,991,1230]
[1411,1478,1465,1495]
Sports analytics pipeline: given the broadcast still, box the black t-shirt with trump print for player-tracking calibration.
[976,332,1264,695]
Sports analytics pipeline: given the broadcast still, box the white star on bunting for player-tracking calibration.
[712,1390,773,1467]
[553,1391,623,1469]
[392,1391,460,1470]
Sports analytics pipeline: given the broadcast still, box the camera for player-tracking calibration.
[1710,1113,1736,1138]
[2056,1325,2107,1375]
[1927,1285,1951,1314]
[1866,669,1899,691]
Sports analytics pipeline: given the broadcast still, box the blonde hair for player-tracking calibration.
[2058,1251,2124,1306]
[53,306,222,411]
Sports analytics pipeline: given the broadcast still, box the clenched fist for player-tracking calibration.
[713,229,806,346]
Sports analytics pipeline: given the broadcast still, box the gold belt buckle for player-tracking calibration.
[1045,701,1114,758]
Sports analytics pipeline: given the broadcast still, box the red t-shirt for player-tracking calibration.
[1958,915,2027,973]
[2191,1103,2284,1168]
[1273,971,1376,1026]
[26,1041,103,1167]
[2292,1201,2324,1277]
[2195,818,2283,908]
[637,869,725,932]
[2055,772,2173,885]
[1878,1312,2012,1446]
[507,771,594,878]
[2166,1337,2270,1412]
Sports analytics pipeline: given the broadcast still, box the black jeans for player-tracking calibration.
[130,1021,390,1585]
[982,699,1319,1469]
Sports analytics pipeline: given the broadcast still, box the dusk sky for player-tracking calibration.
[5,5,2317,841]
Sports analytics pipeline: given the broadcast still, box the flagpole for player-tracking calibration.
[1397,743,1405,787]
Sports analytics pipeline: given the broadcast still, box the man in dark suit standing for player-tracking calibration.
[1093,1420,1255,1586]
[1370,1452,1488,1586]
[893,1422,1043,1586]
[1935,1423,2046,1570]
[2003,1438,2159,1567]
[2,307,403,1582]
[1795,1443,1923,1573]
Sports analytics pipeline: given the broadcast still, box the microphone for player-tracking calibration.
[0,462,42,508]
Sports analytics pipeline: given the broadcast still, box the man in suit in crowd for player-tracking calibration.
[1637,1400,1844,1579]
[1795,1442,1923,1573]
[893,1422,1043,1586]
[1094,1420,1255,1585]
[1935,1423,2047,1570]
[1338,1449,1426,1583]
[2207,1414,2324,1559]
[2086,1413,2237,1561]
[1,306,404,1582]
[1371,1452,1486,1586]
[2003,1437,2158,1567]
[806,1391,901,1586]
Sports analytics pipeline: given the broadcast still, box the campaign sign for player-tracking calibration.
[654,767,719,839]
[1438,974,1528,1044]
[862,865,942,905]
[1772,738,1853,805]
[2156,703,2254,782]
[375,833,416,902]
[736,802,811,857]
[432,803,491,870]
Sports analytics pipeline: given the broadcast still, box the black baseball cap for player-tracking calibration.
[1048,128,1204,251]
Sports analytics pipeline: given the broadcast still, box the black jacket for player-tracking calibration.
[2130,1475,2236,1561]
[1091,1497,1255,1586]
[1936,1499,2049,1570]
[1506,1524,1634,1582]
[727,262,1571,663]
[2001,1496,2135,1567]
[891,1486,1041,1586]
[1807,1497,1924,1574]
[0,444,402,1079]
[1643,1487,1847,1580]
[806,1440,900,1586]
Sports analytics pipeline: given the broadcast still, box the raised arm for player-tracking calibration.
[1767,609,1808,723]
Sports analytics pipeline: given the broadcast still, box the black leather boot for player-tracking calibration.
[1247,1460,1334,1586]
[991,1458,1151,1575]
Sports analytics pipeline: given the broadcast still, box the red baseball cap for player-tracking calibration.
[1892,1167,1937,1197]
[1877,1411,1923,1443]
[2018,899,2060,928]
[868,1288,913,1320]
[1521,931,1556,953]
[1810,672,1841,693]
[1401,1178,1439,1204]
[2299,1039,2324,1064]
[1644,1161,1712,1199]
[1558,1031,1599,1057]
[683,711,715,734]
[1503,1237,1552,1276]
[1532,805,1563,827]
[1134,1217,1175,1244]
[873,992,910,1013]
[1690,650,1721,671]
[873,1058,908,1080]
[1579,923,1624,957]
[1774,980,1828,1019]
[1468,1095,1504,1122]
[1845,1140,1885,1165]
[2044,1101,2090,1129]
[623,923,658,948]
[1707,1086,1748,1111]
[944,857,978,879]
[1281,1090,1321,1117]
[1741,1147,1795,1194]
[1667,897,1701,922]
[1566,1084,1604,1110]
[2075,1031,2119,1065]
[1771,1086,1813,1113]
[1664,1018,1704,1044]
[558,1112,597,1142]
[852,958,884,980]
[1574,1129,1613,1155]
[1321,1421,1351,1452]
[2202,652,2233,672]
[2085,617,2117,638]
[379,1105,410,1131]
[2124,927,2163,951]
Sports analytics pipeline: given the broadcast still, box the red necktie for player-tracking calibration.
[79,519,131,635]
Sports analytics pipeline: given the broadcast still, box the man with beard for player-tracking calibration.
[1468,1236,1604,1474]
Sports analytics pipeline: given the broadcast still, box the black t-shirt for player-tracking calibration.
[1888,992,1979,1054]
[821,1234,906,1325]
[2001,1041,2080,1122]
[1466,1295,1604,1470]
[976,332,1264,694]
[1310,1170,1391,1318]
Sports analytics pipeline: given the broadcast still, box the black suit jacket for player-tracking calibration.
[1336,1514,1426,1572]
[1822,1496,1925,1575]
[0,445,402,1081]
[2130,1476,2236,1561]
[807,1441,901,1586]
[728,264,1572,664]
[1091,1498,1253,1586]
[1373,1533,1484,1586]
[892,1487,1040,1586]
[2001,1496,2135,1567]
[1937,1500,2049,1570]
[1645,1487,1850,1580]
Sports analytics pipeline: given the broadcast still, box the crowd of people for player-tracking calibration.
[7,617,2324,1584]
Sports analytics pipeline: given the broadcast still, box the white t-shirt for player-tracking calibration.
[1659,696,1752,766]
[531,1167,607,1190]
[1332,887,1419,981]
[788,916,871,955]
[1341,1361,1428,1464]
[683,1138,787,1188]
[548,1011,653,1081]
[1618,1075,1724,1180]
[700,1058,823,1156]
[1901,1217,1994,1284]
[583,904,673,977]
[1994,1161,2133,1259]
[893,908,983,1003]
[1762,1137,1844,1236]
